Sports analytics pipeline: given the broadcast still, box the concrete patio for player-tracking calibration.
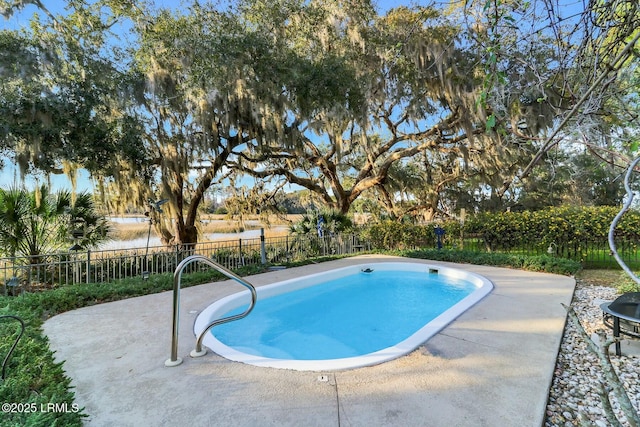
[43,255,575,426]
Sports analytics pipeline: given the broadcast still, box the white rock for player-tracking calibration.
[544,284,640,427]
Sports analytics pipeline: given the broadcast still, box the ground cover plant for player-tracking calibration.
[399,248,582,276]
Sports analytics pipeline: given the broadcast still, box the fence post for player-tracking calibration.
[260,228,267,265]
[86,250,91,284]
[239,238,244,267]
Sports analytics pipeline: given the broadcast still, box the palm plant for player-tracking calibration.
[289,210,353,236]
[0,187,28,258]
[286,210,354,260]
[0,185,110,260]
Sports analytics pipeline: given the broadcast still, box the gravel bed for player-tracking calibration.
[544,282,640,426]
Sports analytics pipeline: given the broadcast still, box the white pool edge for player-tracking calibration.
[193,262,494,371]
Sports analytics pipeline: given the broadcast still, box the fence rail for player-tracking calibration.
[3,228,639,295]
[450,234,640,269]
[1,232,370,293]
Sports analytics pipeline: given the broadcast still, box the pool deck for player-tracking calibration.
[43,255,575,427]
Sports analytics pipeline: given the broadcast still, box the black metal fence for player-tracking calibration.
[2,227,638,295]
[450,234,640,270]
[1,233,370,294]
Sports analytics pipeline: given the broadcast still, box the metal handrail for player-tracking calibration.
[608,156,640,285]
[165,255,257,367]
[1,315,25,380]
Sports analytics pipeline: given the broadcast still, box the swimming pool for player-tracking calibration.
[193,262,493,370]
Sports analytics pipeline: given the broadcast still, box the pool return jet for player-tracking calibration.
[165,255,257,367]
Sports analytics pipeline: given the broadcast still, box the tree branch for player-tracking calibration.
[229,162,335,207]
[497,31,640,198]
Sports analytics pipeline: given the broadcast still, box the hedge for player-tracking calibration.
[361,206,640,260]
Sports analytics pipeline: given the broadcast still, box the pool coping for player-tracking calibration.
[195,262,494,371]
[43,255,575,427]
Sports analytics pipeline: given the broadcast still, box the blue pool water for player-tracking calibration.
[197,263,490,370]
[214,270,475,360]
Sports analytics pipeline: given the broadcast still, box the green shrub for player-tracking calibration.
[464,206,640,256]
[614,271,640,293]
[289,210,353,235]
[361,220,460,250]
[400,248,581,276]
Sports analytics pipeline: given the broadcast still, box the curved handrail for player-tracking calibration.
[608,156,640,286]
[1,315,25,380]
[165,255,257,367]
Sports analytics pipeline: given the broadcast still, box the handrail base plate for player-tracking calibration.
[164,357,183,367]
[190,348,207,358]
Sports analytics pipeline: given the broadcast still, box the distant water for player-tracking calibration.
[106,216,148,224]
[98,226,288,251]
[106,217,267,226]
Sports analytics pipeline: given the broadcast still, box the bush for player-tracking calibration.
[0,300,84,426]
[400,248,581,276]
[464,206,640,255]
[289,210,353,235]
[361,220,461,250]
[614,271,640,293]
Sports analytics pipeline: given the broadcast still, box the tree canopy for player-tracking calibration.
[1,0,638,242]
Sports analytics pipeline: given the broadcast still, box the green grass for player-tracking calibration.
[452,238,640,271]
[0,249,584,426]
[575,269,621,286]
